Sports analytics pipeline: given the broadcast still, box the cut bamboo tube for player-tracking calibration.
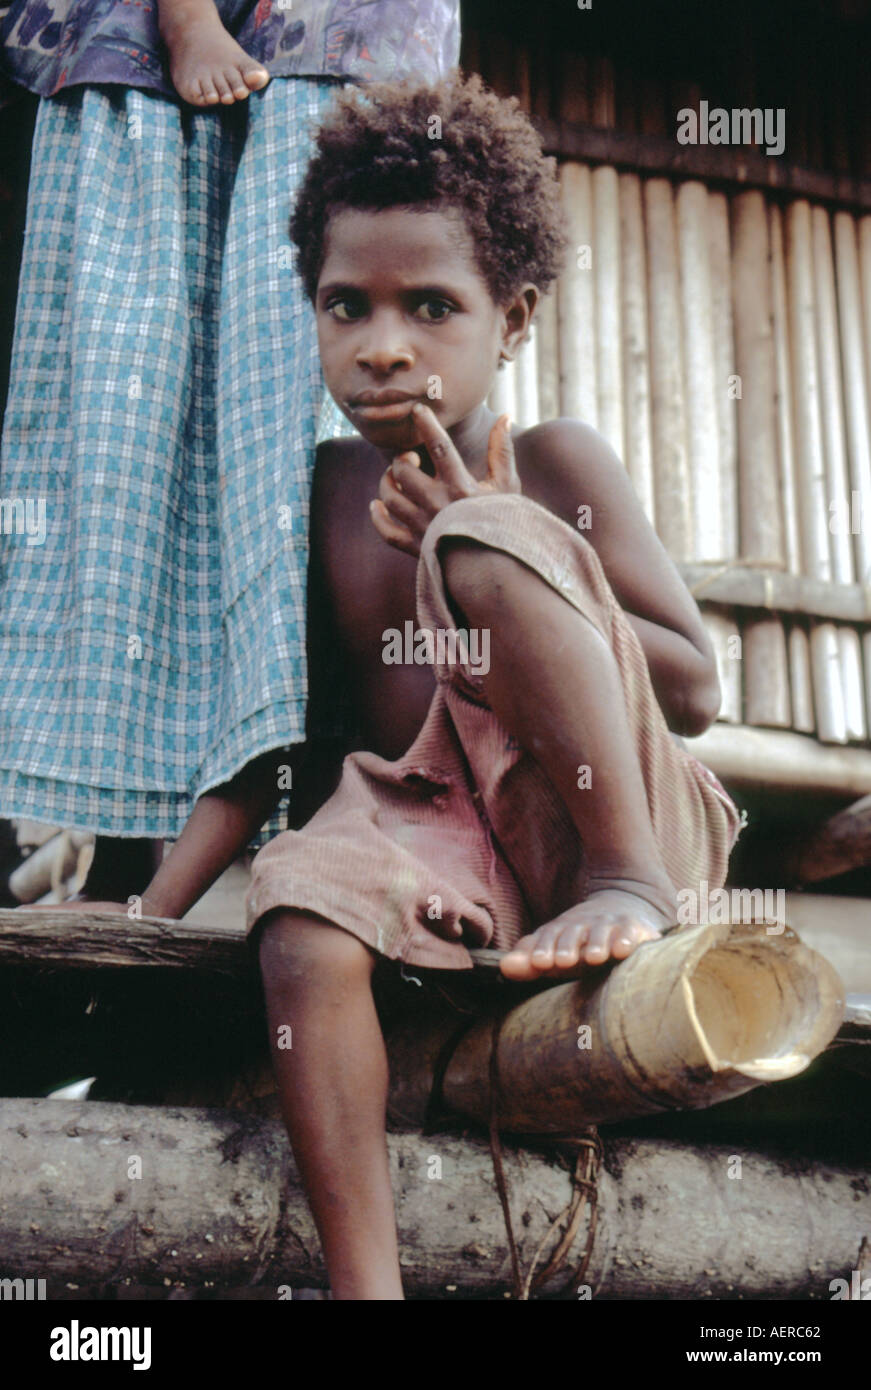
[833,212,871,588]
[557,162,597,425]
[731,191,783,565]
[702,611,742,723]
[592,164,623,457]
[512,325,540,429]
[387,921,844,1134]
[676,181,723,562]
[618,171,655,523]
[707,190,738,559]
[645,177,692,559]
[788,623,816,734]
[534,290,560,423]
[743,617,792,727]
[812,206,855,587]
[838,627,867,742]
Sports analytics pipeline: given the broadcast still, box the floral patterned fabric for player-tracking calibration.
[0,0,460,99]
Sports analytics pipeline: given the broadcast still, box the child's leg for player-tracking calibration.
[440,540,677,981]
[156,0,269,106]
[258,909,404,1300]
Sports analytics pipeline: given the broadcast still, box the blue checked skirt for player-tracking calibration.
[0,77,351,842]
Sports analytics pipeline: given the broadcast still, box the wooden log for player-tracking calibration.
[387,921,843,1135]
[833,212,871,590]
[776,794,871,886]
[534,290,560,423]
[618,171,655,522]
[557,163,597,424]
[788,622,817,734]
[645,177,693,559]
[685,723,871,795]
[0,907,252,973]
[676,182,722,562]
[592,164,623,456]
[2,1099,868,1298]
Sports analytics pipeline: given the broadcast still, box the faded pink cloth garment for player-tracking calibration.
[245,494,743,969]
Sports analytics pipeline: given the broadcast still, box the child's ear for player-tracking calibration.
[500,283,539,363]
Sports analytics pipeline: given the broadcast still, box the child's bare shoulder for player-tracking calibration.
[515,417,636,528]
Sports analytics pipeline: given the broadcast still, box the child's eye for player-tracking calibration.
[415,299,454,322]
[327,296,365,322]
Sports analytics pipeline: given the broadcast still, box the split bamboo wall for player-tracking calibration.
[473,34,871,749]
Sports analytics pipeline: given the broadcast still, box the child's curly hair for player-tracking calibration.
[290,71,568,305]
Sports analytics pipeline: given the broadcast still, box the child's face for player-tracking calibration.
[315,205,520,453]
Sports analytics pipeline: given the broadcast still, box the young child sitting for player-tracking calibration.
[156,0,270,105]
[246,72,743,1300]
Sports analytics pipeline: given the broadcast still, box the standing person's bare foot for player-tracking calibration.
[500,877,676,981]
[157,0,270,106]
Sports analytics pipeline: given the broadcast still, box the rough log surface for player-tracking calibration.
[0,1099,868,1299]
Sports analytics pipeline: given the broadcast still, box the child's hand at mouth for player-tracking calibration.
[369,405,519,557]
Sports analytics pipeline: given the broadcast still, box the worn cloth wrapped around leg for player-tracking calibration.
[246,494,743,969]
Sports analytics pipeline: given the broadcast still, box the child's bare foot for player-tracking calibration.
[158,0,270,106]
[500,880,675,981]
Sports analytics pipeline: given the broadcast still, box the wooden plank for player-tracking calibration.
[679,562,871,621]
[685,723,871,795]
[535,120,871,214]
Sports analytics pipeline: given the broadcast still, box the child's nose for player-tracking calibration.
[356,322,414,372]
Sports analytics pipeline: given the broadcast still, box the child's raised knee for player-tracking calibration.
[258,909,375,990]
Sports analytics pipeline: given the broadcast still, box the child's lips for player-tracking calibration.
[349,391,423,422]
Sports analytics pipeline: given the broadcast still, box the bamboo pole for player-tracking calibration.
[786,200,846,742]
[534,290,560,423]
[557,49,590,126]
[676,181,723,562]
[788,622,816,734]
[590,54,616,130]
[512,325,540,429]
[833,212,871,589]
[645,178,692,559]
[731,191,783,565]
[707,190,738,559]
[703,612,742,723]
[557,163,597,424]
[618,171,655,523]
[860,216,871,413]
[839,627,867,742]
[813,206,855,586]
[388,921,843,1134]
[2,1100,868,1299]
[592,164,623,457]
[743,618,792,727]
[769,204,803,576]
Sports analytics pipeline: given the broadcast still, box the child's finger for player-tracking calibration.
[486,414,521,492]
[410,403,476,494]
[378,469,426,532]
[369,499,420,557]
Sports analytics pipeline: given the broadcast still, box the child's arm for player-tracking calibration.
[528,420,722,738]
